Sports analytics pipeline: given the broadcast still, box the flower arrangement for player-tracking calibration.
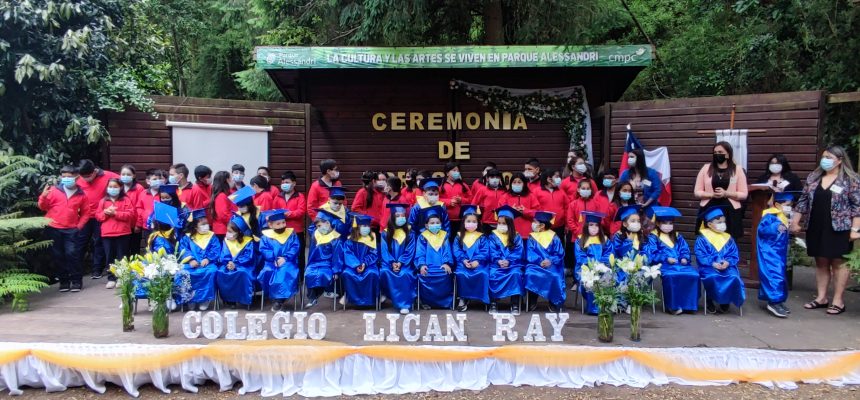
[141,249,191,338]
[109,256,145,332]
[580,259,619,342]
[616,251,661,341]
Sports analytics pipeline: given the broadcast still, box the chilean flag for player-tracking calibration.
[619,124,673,206]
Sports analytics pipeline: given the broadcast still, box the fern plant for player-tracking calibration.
[0,212,51,312]
[844,247,860,285]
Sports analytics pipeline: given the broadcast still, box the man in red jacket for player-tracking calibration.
[39,165,92,292]
[307,159,345,220]
[75,159,118,280]
[186,165,212,210]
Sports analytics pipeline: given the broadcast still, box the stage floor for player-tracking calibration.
[1,267,858,349]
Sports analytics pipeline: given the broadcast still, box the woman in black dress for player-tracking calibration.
[792,145,860,315]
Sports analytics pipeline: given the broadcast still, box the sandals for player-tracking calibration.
[804,300,829,310]
[827,304,846,315]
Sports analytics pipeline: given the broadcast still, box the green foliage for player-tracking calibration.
[0,269,49,312]
[844,246,860,284]
[0,206,50,312]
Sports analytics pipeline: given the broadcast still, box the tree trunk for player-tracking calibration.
[170,27,186,97]
[483,0,504,45]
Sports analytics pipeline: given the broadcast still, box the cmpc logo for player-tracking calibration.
[607,47,648,64]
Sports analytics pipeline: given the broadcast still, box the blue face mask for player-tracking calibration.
[120,176,133,184]
[106,187,121,197]
[511,184,523,193]
[168,175,178,184]
[620,192,632,201]
[820,158,836,171]
[232,173,244,183]
[450,171,461,180]
[60,177,76,188]
[359,226,372,236]
[395,216,407,227]
[603,179,614,188]
[427,224,442,234]
[281,183,293,192]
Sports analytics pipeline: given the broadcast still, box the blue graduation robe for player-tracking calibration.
[305,229,343,291]
[379,229,417,310]
[652,232,699,312]
[178,232,221,304]
[341,236,380,307]
[453,232,490,304]
[486,231,524,300]
[573,236,613,315]
[524,231,566,307]
[407,198,450,233]
[135,231,177,299]
[415,230,454,308]
[216,237,256,305]
[695,229,745,307]
[611,232,655,283]
[307,204,353,237]
[756,210,789,303]
[257,229,300,300]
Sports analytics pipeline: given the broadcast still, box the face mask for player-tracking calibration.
[488,178,501,188]
[496,224,509,234]
[60,177,76,188]
[106,187,120,197]
[318,225,332,235]
[464,221,478,231]
[552,177,562,186]
[225,232,237,240]
[168,175,178,184]
[232,174,244,183]
[281,183,293,192]
[197,224,210,234]
[820,158,836,171]
[425,194,439,204]
[659,223,674,234]
[395,216,407,227]
[120,176,133,184]
[523,171,535,179]
[769,163,783,174]
[713,153,727,164]
[511,184,523,193]
[588,225,600,236]
[427,224,442,234]
[149,179,161,189]
[359,226,372,236]
[579,188,592,198]
[627,222,641,233]
[575,164,587,174]
[274,227,286,234]
[620,192,632,201]
[450,171,461,180]
[329,202,342,211]
[627,156,637,165]
[603,179,614,188]
[330,170,340,180]
[238,206,249,214]
[531,222,542,232]
[712,222,727,233]
[375,181,387,190]
[781,205,793,214]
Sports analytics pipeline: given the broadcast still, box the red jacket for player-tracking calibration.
[471,178,486,194]
[307,178,345,220]
[269,185,281,197]
[135,189,159,229]
[95,196,135,237]
[499,192,540,239]
[472,185,506,226]
[527,180,542,193]
[351,187,387,228]
[212,192,237,235]
[272,192,307,232]
[440,181,472,222]
[186,182,212,210]
[535,188,570,229]
[76,169,119,217]
[39,186,92,230]
[400,187,420,206]
[560,176,598,201]
[566,195,611,242]
[124,184,144,230]
[380,195,406,228]
[254,190,276,212]
[177,182,193,206]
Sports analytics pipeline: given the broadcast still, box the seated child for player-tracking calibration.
[340,214,381,308]
[524,211,566,312]
[453,205,490,311]
[415,206,454,309]
[304,208,344,308]
[178,209,221,311]
[650,206,698,315]
[216,215,257,309]
[379,203,417,314]
[695,206,745,314]
[487,205,525,315]
[574,211,613,315]
[257,209,300,311]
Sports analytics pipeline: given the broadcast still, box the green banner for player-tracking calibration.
[255,45,652,69]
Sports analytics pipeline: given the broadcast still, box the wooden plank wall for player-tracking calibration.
[606,91,825,273]
[105,97,309,191]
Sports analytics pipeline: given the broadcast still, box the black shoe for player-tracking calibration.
[719,304,730,313]
[783,303,791,314]
[456,298,468,312]
[489,302,498,314]
[271,301,284,312]
[706,301,717,314]
[420,303,432,310]
[511,304,521,315]
[70,281,82,292]
[548,303,563,313]
[228,302,237,310]
[91,272,103,279]
[527,300,539,312]
[59,282,70,292]
[767,303,787,318]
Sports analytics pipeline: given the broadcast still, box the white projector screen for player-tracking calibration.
[169,121,270,178]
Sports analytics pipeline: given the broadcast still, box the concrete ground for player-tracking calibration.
[0,266,857,349]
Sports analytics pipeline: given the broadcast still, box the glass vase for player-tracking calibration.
[152,301,169,338]
[597,311,614,343]
[630,304,642,342]
[121,292,134,332]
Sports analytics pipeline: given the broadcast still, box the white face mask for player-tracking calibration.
[588,225,600,236]
[781,205,792,214]
[238,206,249,214]
[659,223,674,234]
[488,178,501,188]
[579,188,592,198]
[317,224,332,234]
[523,171,535,179]
[712,222,727,233]
[627,222,641,233]
[627,156,637,165]
[329,202,342,211]
[531,222,541,232]
[769,163,783,174]
[375,181,387,190]
[552,177,562,186]
[225,232,237,240]
[496,224,509,234]
[425,193,439,204]
[575,163,587,174]
[464,221,478,232]
[197,224,210,234]
[330,170,340,180]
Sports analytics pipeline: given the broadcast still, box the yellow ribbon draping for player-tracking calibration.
[1,341,859,384]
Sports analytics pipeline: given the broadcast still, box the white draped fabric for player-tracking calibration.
[715,129,749,171]
[1,343,859,397]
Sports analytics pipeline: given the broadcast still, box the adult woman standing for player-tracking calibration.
[756,154,803,193]
[619,148,663,207]
[694,142,748,239]
[791,146,860,315]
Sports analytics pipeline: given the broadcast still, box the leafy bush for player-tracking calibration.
[0,213,51,312]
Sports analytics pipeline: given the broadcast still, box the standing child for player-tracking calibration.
[208,171,237,240]
[756,192,797,318]
[39,166,91,292]
[304,209,344,308]
[257,210,301,311]
[178,209,220,311]
[216,215,257,309]
[499,172,540,240]
[650,206,697,315]
[574,211,613,315]
[524,211,566,312]
[352,171,387,231]
[340,214,381,308]
[119,165,144,255]
[408,178,451,232]
[96,178,135,289]
[137,169,167,240]
[415,207,455,309]
[695,206,745,314]
[440,161,472,234]
[379,204,416,314]
[487,206,525,314]
[472,168,506,233]
[453,205,490,311]
[274,171,307,273]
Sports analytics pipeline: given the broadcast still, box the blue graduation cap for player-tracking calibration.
[153,202,179,228]
[459,204,480,219]
[495,205,521,220]
[327,186,346,200]
[230,214,252,236]
[700,205,727,222]
[615,205,641,222]
[351,213,373,226]
[652,206,682,221]
[188,208,207,221]
[229,186,255,206]
[386,203,409,215]
[420,177,444,191]
[534,211,555,225]
[267,209,287,222]
[159,184,178,195]
[774,191,800,203]
[314,208,341,224]
[581,211,606,224]
[420,205,445,221]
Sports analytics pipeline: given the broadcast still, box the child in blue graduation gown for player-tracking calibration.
[138,203,180,300]
[304,208,344,308]
[574,211,613,315]
[487,206,525,314]
[380,204,417,314]
[408,178,451,233]
[650,206,698,314]
[257,209,301,311]
[230,186,262,237]
[524,211,566,312]
[145,184,188,234]
[695,206,745,313]
[178,209,221,310]
[611,205,655,282]
[756,192,796,318]
[307,187,352,237]
[216,215,257,308]
[453,205,490,311]
[340,213,381,308]
[415,207,455,309]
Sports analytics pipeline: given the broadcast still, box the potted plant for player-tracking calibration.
[580,259,619,343]
[109,256,144,332]
[617,251,661,342]
[142,250,187,338]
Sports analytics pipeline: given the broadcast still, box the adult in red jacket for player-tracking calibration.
[208,171,237,239]
[440,161,472,234]
[39,166,92,292]
[273,171,308,272]
[498,172,540,239]
[186,165,213,210]
[352,171,388,230]
[560,155,598,201]
[96,178,135,287]
[534,169,570,238]
[75,159,119,280]
[307,159,345,220]
[471,168,506,231]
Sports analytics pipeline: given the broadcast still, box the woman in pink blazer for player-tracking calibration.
[694,142,748,238]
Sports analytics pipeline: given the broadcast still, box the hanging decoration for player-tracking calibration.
[452,80,592,161]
